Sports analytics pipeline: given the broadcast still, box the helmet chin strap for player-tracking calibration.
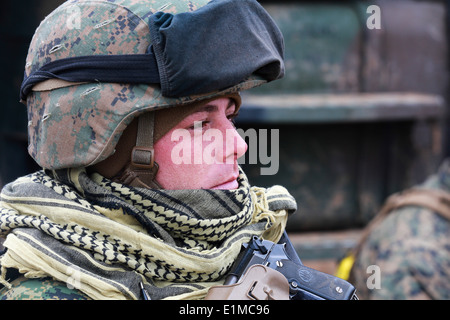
[114,112,162,189]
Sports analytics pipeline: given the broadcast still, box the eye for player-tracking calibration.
[227,112,239,125]
[187,120,210,131]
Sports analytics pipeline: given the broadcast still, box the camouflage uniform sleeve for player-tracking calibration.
[0,276,90,300]
[351,207,450,300]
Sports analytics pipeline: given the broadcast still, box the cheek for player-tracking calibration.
[154,138,174,167]
[153,133,204,189]
[153,129,233,189]
[154,137,178,188]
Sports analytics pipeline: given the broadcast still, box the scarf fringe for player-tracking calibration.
[0,265,12,290]
[250,187,289,242]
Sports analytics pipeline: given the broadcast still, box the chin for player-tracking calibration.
[211,179,239,190]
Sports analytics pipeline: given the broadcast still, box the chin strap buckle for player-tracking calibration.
[131,146,155,169]
[125,112,162,189]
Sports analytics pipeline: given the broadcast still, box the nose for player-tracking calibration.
[234,129,248,160]
[223,123,248,164]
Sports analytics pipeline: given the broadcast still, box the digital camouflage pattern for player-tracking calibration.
[24,0,266,170]
[0,276,89,300]
[350,159,450,299]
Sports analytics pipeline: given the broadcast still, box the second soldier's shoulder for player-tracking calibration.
[0,276,90,300]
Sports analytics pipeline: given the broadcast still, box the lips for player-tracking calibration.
[211,175,239,190]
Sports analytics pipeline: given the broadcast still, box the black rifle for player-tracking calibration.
[224,232,358,300]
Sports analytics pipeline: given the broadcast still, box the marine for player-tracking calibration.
[0,0,296,300]
[349,158,450,299]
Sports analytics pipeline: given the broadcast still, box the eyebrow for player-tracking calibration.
[194,99,236,114]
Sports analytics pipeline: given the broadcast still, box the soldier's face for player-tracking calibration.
[154,97,247,190]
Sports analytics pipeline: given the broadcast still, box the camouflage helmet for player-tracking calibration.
[21,0,285,171]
